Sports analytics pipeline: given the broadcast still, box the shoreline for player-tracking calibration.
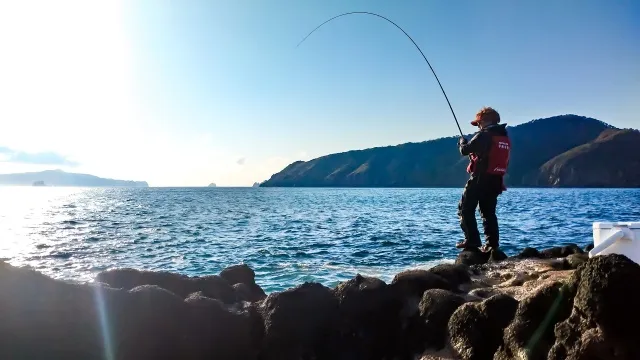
[3,240,634,360]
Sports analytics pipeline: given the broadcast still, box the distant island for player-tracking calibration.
[260,115,640,188]
[0,170,148,187]
[208,183,217,187]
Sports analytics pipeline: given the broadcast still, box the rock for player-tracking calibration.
[419,289,468,351]
[220,264,267,302]
[467,287,504,299]
[540,243,584,259]
[447,294,518,360]
[565,253,588,269]
[96,268,237,303]
[455,249,489,266]
[0,261,260,360]
[332,274,407,359]
[220,264,255,285]
[391,269,453,298]
[514,247,542,259]
[584,243,594,252]
[488,248,508,262]
[427,263,471,290]
[548,254,640,359]
[257,282,339,360]
[494,281,573,360]
[182,293,263,360]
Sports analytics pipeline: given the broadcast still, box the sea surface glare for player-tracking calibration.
[1,187,638,293]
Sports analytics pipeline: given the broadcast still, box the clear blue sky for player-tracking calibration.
[0,0,638,186]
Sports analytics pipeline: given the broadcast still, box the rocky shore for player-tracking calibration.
[1,242,637,360]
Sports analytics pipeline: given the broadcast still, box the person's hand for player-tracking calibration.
[458,137,468,146]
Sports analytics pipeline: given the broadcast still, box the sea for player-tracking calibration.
[1,187,638,293]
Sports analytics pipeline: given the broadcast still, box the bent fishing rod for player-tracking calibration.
[296,11,465,138]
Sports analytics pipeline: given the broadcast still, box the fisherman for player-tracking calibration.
[455,107,511,252]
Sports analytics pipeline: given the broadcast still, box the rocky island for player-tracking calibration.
[0,241,635,359]
[0,169,148,187]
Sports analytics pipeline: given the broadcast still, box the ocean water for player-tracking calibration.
[0,187,638,293]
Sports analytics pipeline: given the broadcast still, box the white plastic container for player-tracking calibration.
[589,222,640,264]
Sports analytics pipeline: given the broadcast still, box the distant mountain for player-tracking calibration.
[261,115,633,188]
[526,128,640,187]
[0,170,148,187]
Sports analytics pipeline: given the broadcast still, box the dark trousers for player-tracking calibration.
[457,175,502,248]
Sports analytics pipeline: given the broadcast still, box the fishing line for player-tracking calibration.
[296,11,465,137]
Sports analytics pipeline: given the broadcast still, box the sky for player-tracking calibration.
[0,0,638,186]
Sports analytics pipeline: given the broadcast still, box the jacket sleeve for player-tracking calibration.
[459,132,489,156]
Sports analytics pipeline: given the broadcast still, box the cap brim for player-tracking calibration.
[470,120,479,126]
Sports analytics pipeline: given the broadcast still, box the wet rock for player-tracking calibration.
[514,246,542,259]
[419,289,468,351]
[257,282,339,360]
[447,294,518,360]
[548,254,640,360]
[494,281,573,360]
[427,263,471,290]
[96,268,237,303]
[455,249,489,266]
[332,274,406,359]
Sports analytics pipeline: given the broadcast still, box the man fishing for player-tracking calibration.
[455,107,511,252]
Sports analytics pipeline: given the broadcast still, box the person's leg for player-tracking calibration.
[457,178,481,248]
[479,191,499,249]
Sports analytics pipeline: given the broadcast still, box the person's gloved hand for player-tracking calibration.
[458,137,468,146]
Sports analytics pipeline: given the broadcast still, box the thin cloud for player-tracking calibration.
[236,157,246,165]
[0,147,78,166]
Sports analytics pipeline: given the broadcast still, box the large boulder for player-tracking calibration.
[419,289,469,351]
[257,282,339,360]
[427,263,471,290]
[494,281,574,360]
[220,264,267,302]
[447,293,518,360]
[548,254,640,359]
[331,274,407,359]
[540,243,584,259]
[96,268,237,303]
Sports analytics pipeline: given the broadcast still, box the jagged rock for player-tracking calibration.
[257,282,339,360]
[427,264,471,290]
[96,268,237,303]
[494,281,573,360]
[455,249,489,266]
[447,294,518,360]
[548,254,640,359]
[419,289,468,351]
[332,274,407,359]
